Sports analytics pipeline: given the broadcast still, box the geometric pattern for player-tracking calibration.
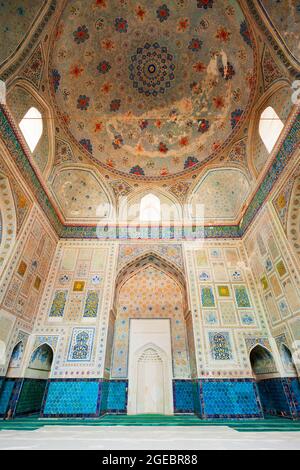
[42,380,100,417]
[83,291,100,318]
[173,380,195,413]
[201,380,262,418]
[208,332,233,361]
[49,290,68,317]
[67,328,95,362]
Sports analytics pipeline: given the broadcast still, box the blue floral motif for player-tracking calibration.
[231,109,243,129]
[184,156,199,169]
[197,0,214,9]
[198,119,210,133]
[130,165,145,176]
[240,20,252,47]
[77,95,90,110]
[73,25,89,44]
[156,4,170,22]
[112,134,124,149]
[209,332,233,360]
[97,60,111,74]
[79,138,93,154]
[188,38,203,52]
[115,17,128,33]
[52,69,61,92]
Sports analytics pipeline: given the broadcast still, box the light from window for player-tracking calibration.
[140,194,161,222]
[259,106,284,153]
[19,107,43,152]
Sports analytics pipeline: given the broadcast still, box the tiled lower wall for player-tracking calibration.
[1,377,299,419]
[199,379,263,419]
[100,380,128,414]
[173,380,197,413]
[173,379,263,418]
[15,379,47,417]
[41,379,128,417]
[289,377,300,418]
[257,378,300,419]
[42,379,101,417]
[0,379,15,417]
[0,378,47,418]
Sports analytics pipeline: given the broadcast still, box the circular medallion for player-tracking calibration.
[129,42,175,97]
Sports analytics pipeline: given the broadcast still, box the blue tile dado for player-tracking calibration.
[173,380,195,413]
[0,378,23,418]
[0,379,15,417]
[15,379,47,416]
[0,377,4,395]
[105,380,128,413]
[257,378,300,419]
[288,378,300,418]
[42,380,101,417]
[200,379,263,418]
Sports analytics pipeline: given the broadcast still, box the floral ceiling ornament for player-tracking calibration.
[49,0,256,179]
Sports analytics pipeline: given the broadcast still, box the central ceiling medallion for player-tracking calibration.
[129,43,175,97]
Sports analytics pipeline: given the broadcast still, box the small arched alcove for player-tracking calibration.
[128,341,173,415]
[14,343,54,417]
[6,341,24,376]
[250,344,277,378]
[26,343,53,380]
[280,344,298,376]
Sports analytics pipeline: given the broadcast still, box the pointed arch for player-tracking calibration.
[287,175,300,259]
[249,344,277,377]
[128,340,174,415]
[119,187,183,223]
[7,341,24,370]
[280,343,298,375]
[0,171,17,274]
[115,251,187,306]
[6,80,55,177]
[27,342,54,375]
[247,80,292,176]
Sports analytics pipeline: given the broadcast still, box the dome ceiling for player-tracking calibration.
[49,0,256,180]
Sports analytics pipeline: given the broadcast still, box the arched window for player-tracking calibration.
[140,194,161,222]
[19,107,43,152]
[259,106,284,153]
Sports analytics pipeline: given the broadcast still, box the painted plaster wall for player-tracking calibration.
[0,204,56,378]
[244,202,300,376]
[184,239,273,379]
[33,240,118,379]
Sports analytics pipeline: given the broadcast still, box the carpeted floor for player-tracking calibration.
[0,414,300,432]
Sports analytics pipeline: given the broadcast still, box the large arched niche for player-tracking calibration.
[287,175,300,260]
[249,344,277,378]
[128,341,174,415]
[49,165,115,223]
[188,167,251,222]
[248,81,293,176]
[0,171,17,274]
[257,0,300,66]
[0,0,52,70]
[6,81,55,177]
[119,188,182,224]
[25,343,54,379]
[107,253,196,384]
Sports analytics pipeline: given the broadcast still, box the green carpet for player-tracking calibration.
[0,415,300,432]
